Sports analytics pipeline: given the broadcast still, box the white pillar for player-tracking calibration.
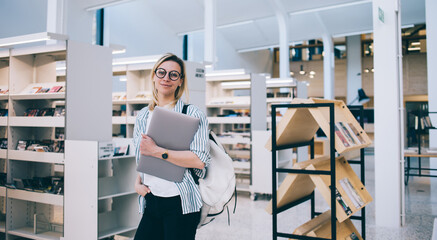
[322,34,335,99]
[63,1,95,43]
[373,0,404,227]
[271,0,290,78]
[346,35,362,104]
[315,13,335,100]
[204,0,216,69]
[426,0,437,148]
[47,0,64,34]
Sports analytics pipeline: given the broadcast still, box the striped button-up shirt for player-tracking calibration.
[133,99,211,214]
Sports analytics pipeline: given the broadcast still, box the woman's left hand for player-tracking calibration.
[140,134,159,156]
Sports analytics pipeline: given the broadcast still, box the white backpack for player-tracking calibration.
[183,105,237,228]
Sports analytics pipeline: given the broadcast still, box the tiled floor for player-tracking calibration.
[196,154,437,239]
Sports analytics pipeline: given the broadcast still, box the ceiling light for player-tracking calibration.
[290,71,295,76]
[411,42,421,46]
[119,77,127,82]
[309,71,316,75]
[408,47,421,51]
[299,65,306,75]
[364,68,370,73]
[0,32,67,48]
[371,68,374,72]
[309,75,314,79]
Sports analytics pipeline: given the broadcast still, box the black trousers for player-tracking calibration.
[134,193,200,240]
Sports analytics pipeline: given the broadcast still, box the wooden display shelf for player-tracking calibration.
[292,210,363,240]
[0,149,6,159]
[0,186,5,196]
[266,98,372,153]
[265,157,322,214]
[8,150,64,164]
[208,116,250,124]
[112,116,127,125]
[8,227,62,240]
[306,156,372,223]
[10,93,65,100]
[8,189,63,206]
[9,116,65,127]
[0,117,7,126]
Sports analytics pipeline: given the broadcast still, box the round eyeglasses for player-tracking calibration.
[154,68,182,81]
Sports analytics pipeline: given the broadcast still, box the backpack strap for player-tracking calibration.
[182,104,200,185]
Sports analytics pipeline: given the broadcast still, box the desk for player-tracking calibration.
[405,152,437,185]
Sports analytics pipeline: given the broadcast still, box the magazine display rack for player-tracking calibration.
[268,98,372,240]
[0,38,112,240]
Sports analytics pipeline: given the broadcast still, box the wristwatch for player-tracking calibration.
[161,149,169,159]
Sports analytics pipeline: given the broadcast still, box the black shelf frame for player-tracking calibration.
[405,110,437,184]
[270,103,368,240]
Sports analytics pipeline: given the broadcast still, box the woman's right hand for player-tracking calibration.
[135,174,151,197]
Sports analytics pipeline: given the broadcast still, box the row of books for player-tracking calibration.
[0,89,8,94]
[24,107,65,117]
[417,116,434,129]
[334,121,366,148]
[28,86,64,94]
[17,139,64,153]
[0,109,7,116]
[7,176,63,195]
[339,177,365,209]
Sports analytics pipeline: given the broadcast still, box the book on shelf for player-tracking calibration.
[333,187,352,216]
[0,89,8,94]
[339,177,365,209]
[346,232,360,240]
[347,123,366,145]
[0,109,7,116]
[28,86,42,94]
[54,106,65,117]
[36,87,50,93]
[335,124,350,147]
[337,122,358,146]
[48,86,63,93]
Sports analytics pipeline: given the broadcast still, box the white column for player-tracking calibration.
[426,0,437,148]
[373,0,404,227]
[63,1,95,43]
[322,34,335,99]
[204,0,216,69]
[315,13,335,100]
[47,0,64,34]
[271,0,290,78]
[346,35,362,104]
[426,0,437,206]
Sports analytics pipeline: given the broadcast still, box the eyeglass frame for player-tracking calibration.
[154,68,183,81]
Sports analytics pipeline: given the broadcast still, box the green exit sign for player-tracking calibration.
[378,7,385,23]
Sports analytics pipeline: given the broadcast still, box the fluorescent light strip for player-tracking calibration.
[218,20,254,29]
[408,47,421,51]
[112,49,126,54]
[266,79,294,84]
[289,0,372,16]
[411,42,421,46]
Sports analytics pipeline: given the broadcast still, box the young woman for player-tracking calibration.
[133,53,210,240]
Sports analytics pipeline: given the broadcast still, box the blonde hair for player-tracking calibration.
[149,53,188,110]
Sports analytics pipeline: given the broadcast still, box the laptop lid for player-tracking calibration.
[136,106,200,182]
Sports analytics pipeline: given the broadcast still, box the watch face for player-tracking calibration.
[162,152,168,159]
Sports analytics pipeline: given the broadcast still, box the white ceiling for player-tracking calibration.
[87,0,426,52]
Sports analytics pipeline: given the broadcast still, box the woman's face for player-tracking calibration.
[153,60,183,99]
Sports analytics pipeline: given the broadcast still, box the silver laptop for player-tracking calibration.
[136,106,200,182]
